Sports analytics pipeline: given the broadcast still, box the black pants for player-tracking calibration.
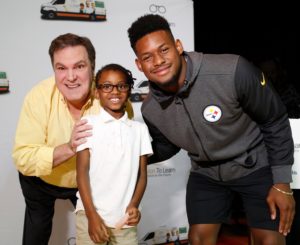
[18,172,77,245]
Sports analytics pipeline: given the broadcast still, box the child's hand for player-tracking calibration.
[88,213,109,243]
[115,213,129,230]
[126,206,141,226]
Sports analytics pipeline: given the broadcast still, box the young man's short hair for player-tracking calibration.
[127,14,173,52]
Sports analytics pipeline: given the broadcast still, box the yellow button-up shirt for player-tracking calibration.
[12,77,133,188]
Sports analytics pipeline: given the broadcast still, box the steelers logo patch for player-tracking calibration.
[203,105,222,122]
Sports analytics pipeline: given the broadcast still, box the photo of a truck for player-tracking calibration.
[41,0,106,21]
[139,226,189,245]
[0,72,9,93]
[130,80,149,102]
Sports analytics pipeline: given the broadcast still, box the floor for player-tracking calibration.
[217,223,251,245]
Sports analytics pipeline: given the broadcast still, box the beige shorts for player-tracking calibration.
[76,210,138,245]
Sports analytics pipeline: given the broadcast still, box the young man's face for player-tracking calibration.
[135,30,184,91]
[53,45,92,109]
[96,70,130,119]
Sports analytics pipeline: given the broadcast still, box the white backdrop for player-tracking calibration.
[290,119,300,189]
[0,1,194,244]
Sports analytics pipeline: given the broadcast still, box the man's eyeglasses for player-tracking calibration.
[96,83,131,93]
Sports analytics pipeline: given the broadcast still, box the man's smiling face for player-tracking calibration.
[53,45,92,108]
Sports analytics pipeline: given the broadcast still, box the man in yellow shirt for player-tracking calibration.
[12,33,133,245]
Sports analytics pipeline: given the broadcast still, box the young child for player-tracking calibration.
[75,63,153,245]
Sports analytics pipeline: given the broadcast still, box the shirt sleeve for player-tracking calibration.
[140,123,153,157]
[12,86,54,176]
[234,56,294,183]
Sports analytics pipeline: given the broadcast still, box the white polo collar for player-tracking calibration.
[99,108,132,126]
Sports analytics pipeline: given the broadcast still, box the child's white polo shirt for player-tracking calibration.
[76,108,153,228]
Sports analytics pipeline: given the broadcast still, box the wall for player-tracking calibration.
[0,1,194,244]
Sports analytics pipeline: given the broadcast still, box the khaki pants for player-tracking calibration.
[76,210,138,245]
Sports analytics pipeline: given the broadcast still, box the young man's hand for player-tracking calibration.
[267,183,295,236]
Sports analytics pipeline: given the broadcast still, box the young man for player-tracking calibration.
[12,33,133,245]
[127,14,295,245]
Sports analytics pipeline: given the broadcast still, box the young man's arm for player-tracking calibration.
[235,56,295,235]
[143,116,180,164]
[126,154,148,226]
[76,149,109,243]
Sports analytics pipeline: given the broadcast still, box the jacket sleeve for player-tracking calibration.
[143,116,180,164]
[234,56,294,183]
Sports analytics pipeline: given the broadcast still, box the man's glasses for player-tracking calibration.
[96,83,131,93]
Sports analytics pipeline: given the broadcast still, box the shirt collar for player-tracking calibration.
[99,108,132,126]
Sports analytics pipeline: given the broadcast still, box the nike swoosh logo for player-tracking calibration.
[261,73,266,86]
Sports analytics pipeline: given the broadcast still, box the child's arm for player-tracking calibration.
[125,154,148,226]
[76,149,109,243]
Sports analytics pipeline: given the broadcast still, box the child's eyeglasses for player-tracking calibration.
[96,83,131,93]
